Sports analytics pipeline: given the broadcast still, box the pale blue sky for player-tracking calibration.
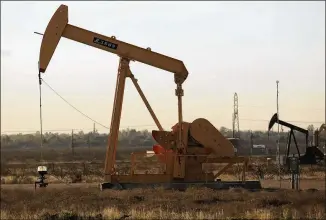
[1,1,325,134]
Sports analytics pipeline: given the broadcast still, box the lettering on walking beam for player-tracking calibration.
[93,37,118,50]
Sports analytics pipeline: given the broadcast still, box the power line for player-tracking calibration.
[240,118,324,124]
[4,77,324,134]
[1,129,83,134]
[41,79,110,129]
[41,80,178,130]
[238,104,324,112]
[41,79,326,126]
[2,118,323,134]
[0,124,163,134]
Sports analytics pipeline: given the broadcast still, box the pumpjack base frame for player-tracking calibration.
[100,180,262,191]
[100,155,261,191]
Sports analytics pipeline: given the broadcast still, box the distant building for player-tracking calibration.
[252,144,266,149]
[251,144,268,155]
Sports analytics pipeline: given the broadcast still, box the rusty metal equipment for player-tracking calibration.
[37,4,261,190]
[268,113,324,166]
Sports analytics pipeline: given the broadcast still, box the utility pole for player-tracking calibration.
[250,130,253,156]
[276,80,281,188]
[233,93,240,139]
[71,129,75,156]
[87,132,91,156]
[38,72,44,163]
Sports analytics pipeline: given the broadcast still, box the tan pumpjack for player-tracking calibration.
[38,4,261,190]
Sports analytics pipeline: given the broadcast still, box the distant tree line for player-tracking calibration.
[2,125,323,152]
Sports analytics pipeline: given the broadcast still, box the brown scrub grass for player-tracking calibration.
[1,185,325,220]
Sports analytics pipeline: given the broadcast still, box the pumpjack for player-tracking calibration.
[268,113,325,166]
[37,4,261,190]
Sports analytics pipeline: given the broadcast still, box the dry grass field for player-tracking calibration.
[1,147,325,219]
[1,184,325,220]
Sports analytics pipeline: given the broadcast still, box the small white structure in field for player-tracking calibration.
[252,144,266,149]
[35,166,48,189]
[37,166,48,174]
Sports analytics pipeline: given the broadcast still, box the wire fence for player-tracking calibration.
[1,156,324,185]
